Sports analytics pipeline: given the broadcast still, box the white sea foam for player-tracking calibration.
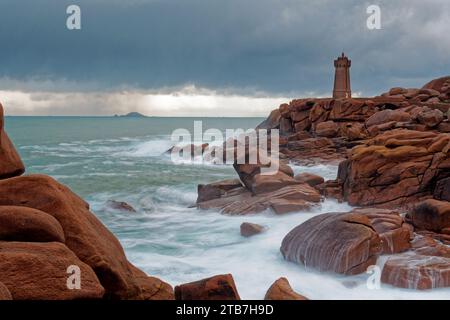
[290,163,339,181]
[31,160,92,172]
[120,137,174,157]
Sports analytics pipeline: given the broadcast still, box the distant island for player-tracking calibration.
[114,112,147,118]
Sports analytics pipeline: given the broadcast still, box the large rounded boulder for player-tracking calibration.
[0,241,105,300]
[281,212,382,275]
[0,206,65,243]
[0,103,25,179]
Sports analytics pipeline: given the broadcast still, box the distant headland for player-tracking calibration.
[114,112,147,118]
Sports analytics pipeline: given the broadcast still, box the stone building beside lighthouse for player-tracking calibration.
[333,53,351,98]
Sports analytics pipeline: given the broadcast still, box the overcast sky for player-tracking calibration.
[0,0,449,116]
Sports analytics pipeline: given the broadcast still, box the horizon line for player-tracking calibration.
[4,115,266,118]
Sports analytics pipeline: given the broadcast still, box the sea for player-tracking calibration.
[5,116,449,299]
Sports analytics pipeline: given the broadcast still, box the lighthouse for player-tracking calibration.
[333,53,351,99]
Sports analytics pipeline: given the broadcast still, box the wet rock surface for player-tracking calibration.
[340,129,450,208]
[294,172,325,187]
[352,208,412,254]
[381,236,450,290]
[408,199,450,233]
[240,222,265,237]
[264,277,308,300]
[106,200,137,213]
[198,183,321,215]
[280,211,382,275]
[175,274,241,300]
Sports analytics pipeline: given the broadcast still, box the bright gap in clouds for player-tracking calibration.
[0,85,321,117]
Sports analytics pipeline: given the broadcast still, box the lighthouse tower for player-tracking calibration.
[333,53,351,99]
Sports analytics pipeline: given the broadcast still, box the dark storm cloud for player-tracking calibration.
[0,0,449,96]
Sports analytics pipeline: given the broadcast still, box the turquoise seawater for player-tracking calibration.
[5,116,449,299]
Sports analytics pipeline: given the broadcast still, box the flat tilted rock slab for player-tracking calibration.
[381,236,450,290]
[281,212,382,275]
[198,183,321,215]
[381,252,450,290]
